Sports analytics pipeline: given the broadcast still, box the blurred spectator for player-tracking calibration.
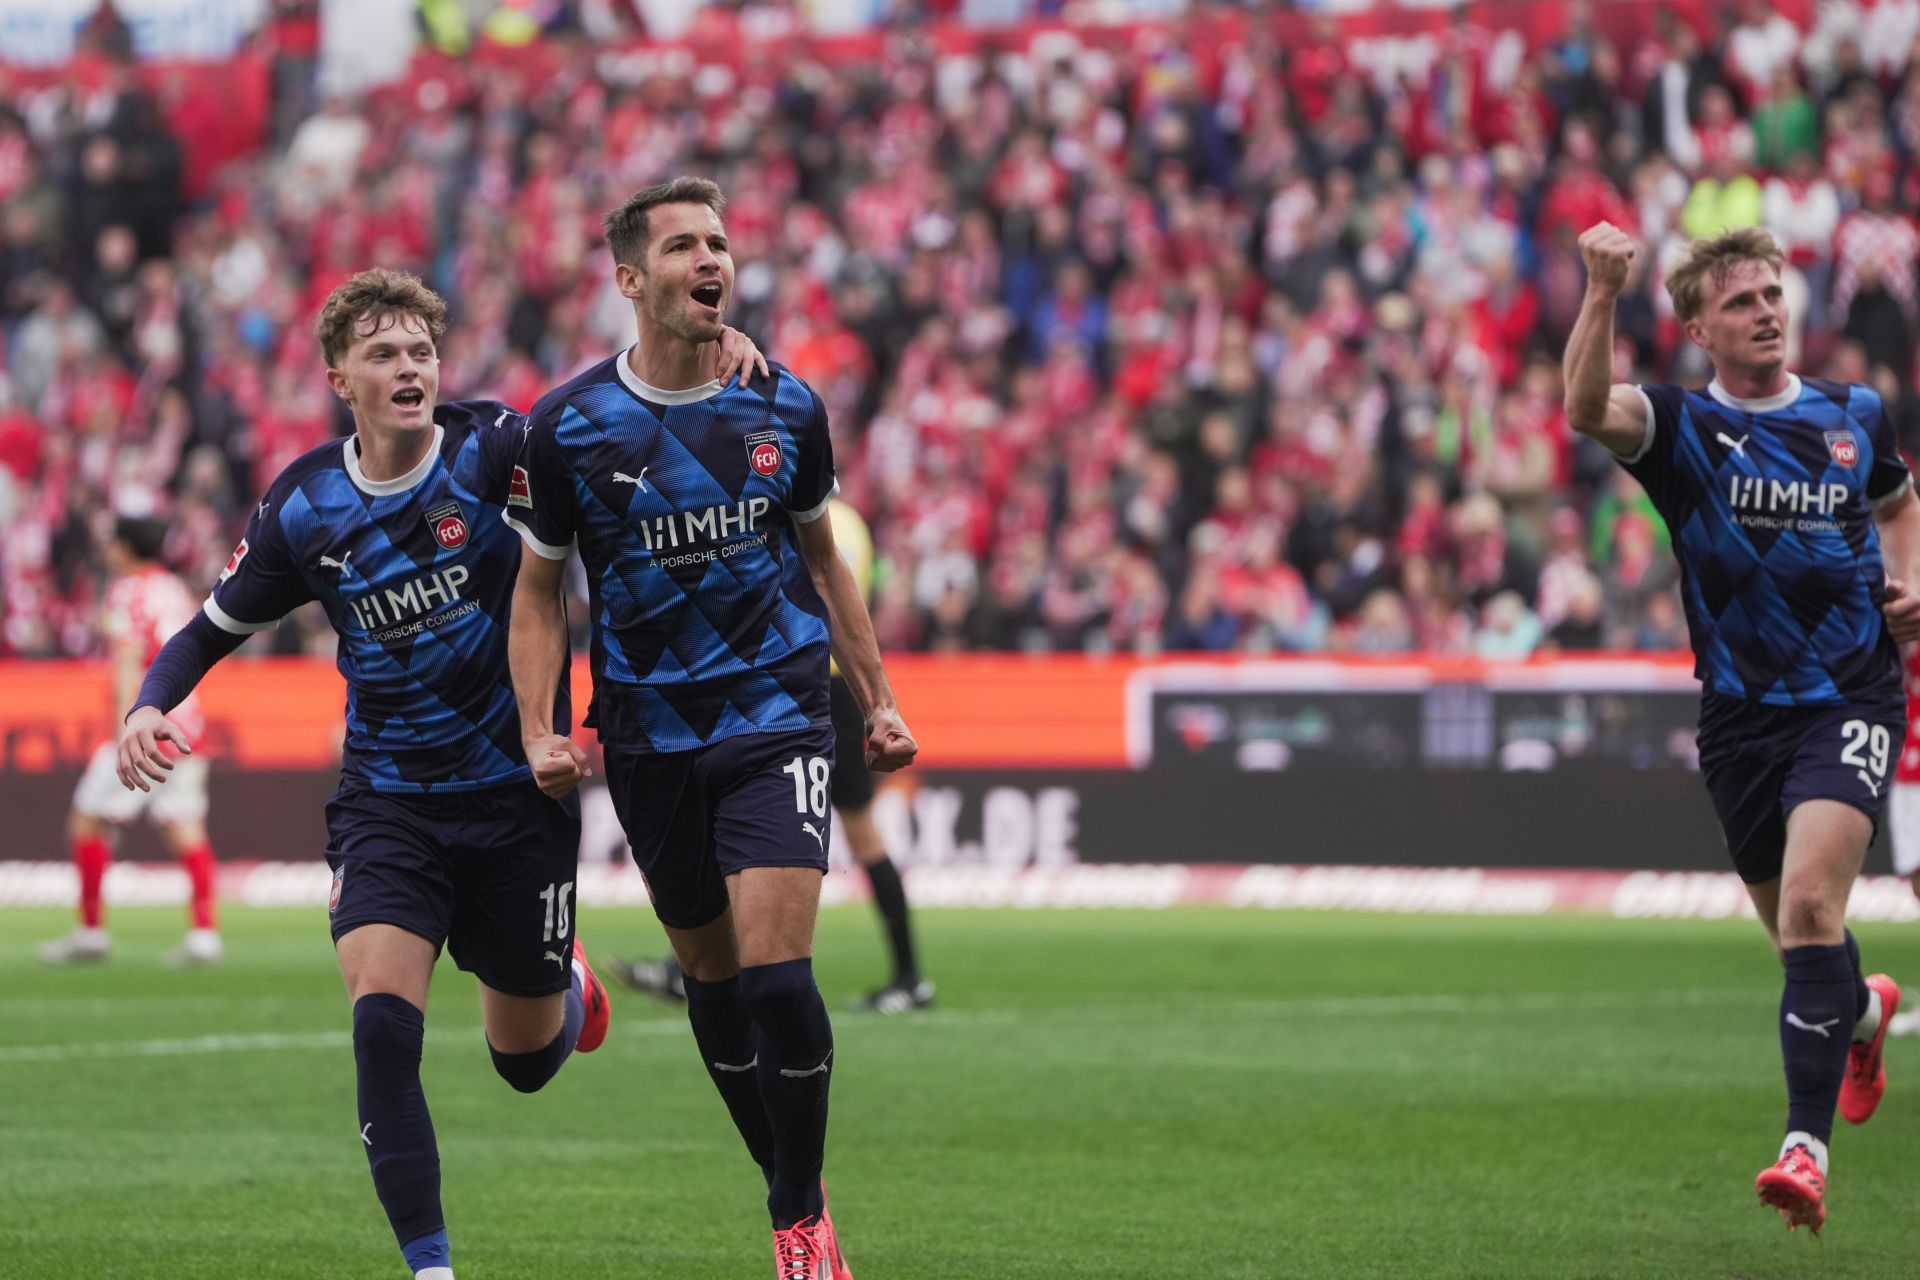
[4,2,1914,663]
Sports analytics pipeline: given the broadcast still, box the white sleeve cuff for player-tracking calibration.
[503,510,572,561]
[1613,387,1657,463]
[789,478,840,524]
[1872,475,1915,512]
[202,595,281,635]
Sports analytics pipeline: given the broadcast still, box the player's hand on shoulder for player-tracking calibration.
[715,326,770,388]
[525,733,591,798]
[117,705,189,793]
[1578,222,1636,297]
[1884,578,1920,643]
[865,708,918,773]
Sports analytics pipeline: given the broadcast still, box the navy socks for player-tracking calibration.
[352,994,444,1264]
[684,972,779,1182]
[738,958,835,1228]
[1780,943,1856,1144]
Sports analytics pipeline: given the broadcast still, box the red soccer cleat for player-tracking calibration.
[819,1186,853,1280]
[572,936,610,1053]
[772,1216,834,1280]
[1756,1145,1827,1232]
[1840,974,1900,1125]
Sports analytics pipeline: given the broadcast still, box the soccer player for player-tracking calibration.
[1566,222,1920,1232]
[114,267,758,1280]
[506,176,918,1280]
[613,496,934,1015]
[39,513,222,967]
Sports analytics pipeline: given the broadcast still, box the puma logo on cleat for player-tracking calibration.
[319,552,353,578]
[712,1056,758,1073]
[613,468,649,491]
[1859,769,1882,798]
[1717,432,1750,457]
[360,1123,373,1147]
[801,821,825,852]
[1786,1013,1840,1038]
[779,1051,833,1080]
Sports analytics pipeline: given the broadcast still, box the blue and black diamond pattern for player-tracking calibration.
[518,358,835,754]
[1626,378,1906,707]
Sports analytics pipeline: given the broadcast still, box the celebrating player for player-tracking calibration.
[614,496,933,1015]
[116,265,766,1280]
[1565,223,1920,1232]
[39,514,222,968]
[506,176,917,1280]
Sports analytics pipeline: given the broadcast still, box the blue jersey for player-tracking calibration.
[508,352,836,755]
[205,401,565,792]
[1622,375,1911,706]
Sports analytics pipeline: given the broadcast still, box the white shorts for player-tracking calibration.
[1890,782,1920,876]
[71,742,210,826]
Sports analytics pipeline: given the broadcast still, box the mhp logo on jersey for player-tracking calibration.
[508,465,533,508]
[426,501,468,550]
[746,430,781,477]
[1827,430,1860,467]
[219,538,249,582]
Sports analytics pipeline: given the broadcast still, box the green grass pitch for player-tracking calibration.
[4,905,1920,1278]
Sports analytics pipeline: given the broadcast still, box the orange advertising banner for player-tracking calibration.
[0,654,1697,774]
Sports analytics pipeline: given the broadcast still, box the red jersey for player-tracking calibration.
[105,566,205,750]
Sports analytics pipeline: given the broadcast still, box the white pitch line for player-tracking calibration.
[0,988,1769,1065]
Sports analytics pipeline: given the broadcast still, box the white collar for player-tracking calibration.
[1708,373,1801,414]
[616,346,724,405]
[344,424,443,496]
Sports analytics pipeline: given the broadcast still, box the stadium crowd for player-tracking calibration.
[5,0,1920,659]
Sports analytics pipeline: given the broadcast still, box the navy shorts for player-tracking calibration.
[604,722,835,930]
[324,778,583,997]
[829,676,874,810]
[1696,694,1905,884]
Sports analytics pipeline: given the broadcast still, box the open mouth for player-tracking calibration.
[392,387,426,408]
[691,282,724,311]
[1754,329,1781,344]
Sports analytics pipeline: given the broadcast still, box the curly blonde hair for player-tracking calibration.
[315,268,448,367]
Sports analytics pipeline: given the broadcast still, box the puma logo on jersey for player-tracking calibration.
[319,552,353,578]
[613,468,650,491]
[1785,1013,1840,1038]
[1716,432,1750,458]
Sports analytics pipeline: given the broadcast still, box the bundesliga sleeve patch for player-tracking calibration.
[746,430,782,477]
[219,538,249,582]
[508,465,533,508]
[426,501,469,550]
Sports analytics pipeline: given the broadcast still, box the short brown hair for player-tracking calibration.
[1664,227,1785,324]
[315,268,448,367]
[602,176,726,267]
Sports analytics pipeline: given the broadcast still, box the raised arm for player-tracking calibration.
[1564,222,1654,458]
[793,514,917,772]
[117,614,246,790]
[508,541,589,797]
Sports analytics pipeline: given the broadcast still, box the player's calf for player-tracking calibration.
[352,993,448,1274]
[483,941,608,1092]
[740,957,835,1229]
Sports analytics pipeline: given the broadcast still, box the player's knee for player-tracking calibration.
[1777,891,1844,945]
[352,993,426,1064]
[488,1038,564,1093]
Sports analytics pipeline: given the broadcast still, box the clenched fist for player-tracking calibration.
[1578,222,1636,298]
